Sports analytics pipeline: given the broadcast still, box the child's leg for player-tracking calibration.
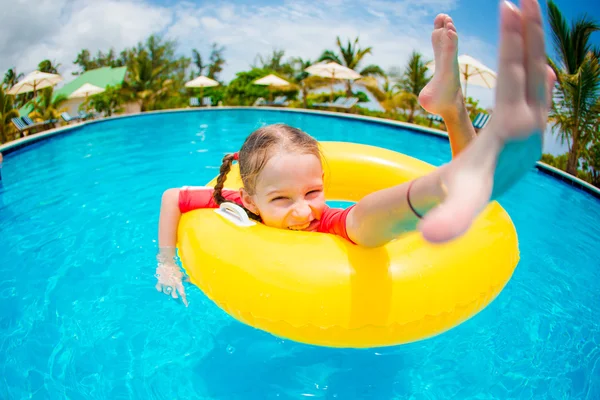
[419,14,476,157]
[347,0,555,247]
[419,0,555,243]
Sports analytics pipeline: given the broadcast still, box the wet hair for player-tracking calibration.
[213,123,321,220]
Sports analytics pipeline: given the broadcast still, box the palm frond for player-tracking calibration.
[318,50,342,65]
[359,64,385,78]
[547,0,572,72]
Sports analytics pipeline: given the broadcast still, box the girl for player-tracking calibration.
[157,0,555,306]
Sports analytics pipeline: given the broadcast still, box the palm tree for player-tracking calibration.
[123,35,188,111]
[319,37,385,97]
[396,51,431,122]
[0,85,20,143]
[3,68,24,89]
[192,49,206,77]
[547,0,600,175]
[38,59,61,74]
[207,43,226,80]
[358,76,401,114]
[254,49,292,75]
[28,87,67,123]
[289,57,329,108]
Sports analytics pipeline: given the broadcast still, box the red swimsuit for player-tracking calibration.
[179,187,355,242]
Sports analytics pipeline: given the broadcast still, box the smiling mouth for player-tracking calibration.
[288,222,311,231]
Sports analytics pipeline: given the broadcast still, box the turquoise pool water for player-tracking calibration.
[1,109,599,399]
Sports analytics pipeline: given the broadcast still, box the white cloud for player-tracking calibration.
[0,0,498,108]
[0,0,172,77]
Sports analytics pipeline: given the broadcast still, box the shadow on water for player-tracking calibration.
[191,321,417,400]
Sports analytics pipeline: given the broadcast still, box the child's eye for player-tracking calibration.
[271,196,288,202]
[306,190,322,196]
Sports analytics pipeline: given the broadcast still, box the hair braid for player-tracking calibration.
[213,154,235,205]
[212,153,263,222]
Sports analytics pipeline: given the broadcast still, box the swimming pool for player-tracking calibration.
[1,109,598,399]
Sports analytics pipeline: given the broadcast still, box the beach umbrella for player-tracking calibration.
[185,75,220,101]
[69,83,105,99]
[253,74,291,101]
[426,54,496,98]
[7,70,63,97]
[305,62,361,101]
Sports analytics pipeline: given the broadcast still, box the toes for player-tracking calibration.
[522,0,547,106]
[434,14,447,29]
[495,1,526,105]
[446,21,457,34]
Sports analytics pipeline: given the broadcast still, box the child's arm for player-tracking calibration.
[158,188,181,249]
[345,170,448,248]
[156,188,188,306]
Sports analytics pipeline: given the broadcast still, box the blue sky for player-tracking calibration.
[1,0,598,114]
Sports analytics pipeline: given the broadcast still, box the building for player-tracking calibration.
[20,66,141,117]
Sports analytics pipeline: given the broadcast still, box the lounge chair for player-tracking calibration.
[190,97,200,107]
[202,97,212,107]
[11,117,31,136]
[253,97,266,106]
[61,112,81,123]
[267,96,288,106]
[427,114,444,127]
[22,115,56,130]
[335,97,359,110]
[314,97,348,108]
[78,110,96,120]
[472,113,491,131]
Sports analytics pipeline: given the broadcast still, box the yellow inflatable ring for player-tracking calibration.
[178,142,519,348]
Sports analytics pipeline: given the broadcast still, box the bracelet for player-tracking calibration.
[406,179,423,219]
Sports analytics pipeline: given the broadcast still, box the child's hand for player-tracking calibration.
[155,256,188,307]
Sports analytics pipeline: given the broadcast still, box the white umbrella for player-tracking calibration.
[305,62,361,101]
[426,54,497,98]
[253,74,291,87]
[69,83,105,99]
[185,75,220,102]
[7,70,63,96]
[253,74,291,102]
[184,75,219,89]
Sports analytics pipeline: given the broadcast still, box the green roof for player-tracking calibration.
[54,66,127,98]
[20,66,127,116]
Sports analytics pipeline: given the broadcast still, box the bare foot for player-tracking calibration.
[418,0,555,243]
[418,14,463,117]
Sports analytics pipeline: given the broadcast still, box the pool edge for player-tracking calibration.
[2,106,599,199]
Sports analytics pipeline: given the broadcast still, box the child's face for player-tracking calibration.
[240,152,326,231]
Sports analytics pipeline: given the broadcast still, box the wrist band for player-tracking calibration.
[407,179,423,219]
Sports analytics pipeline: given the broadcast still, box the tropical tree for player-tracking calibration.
[254,49,293,76]
[319,36,385,96]
[3,68,23,89]
[38,59,61,74]
[288,57,328,108]
[0,85,20,143]
[358,76,401,114]
[122,35,190,111]
[546,0,600,175]
[396,51,431,122]
[85,85,126,117]
[207,43,226,80]
[581,139,600,187]
[28,87,67,122]
[73,48,128,74]
[191,49,206,77]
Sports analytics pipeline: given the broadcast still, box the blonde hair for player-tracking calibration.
[213,124,321,220]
